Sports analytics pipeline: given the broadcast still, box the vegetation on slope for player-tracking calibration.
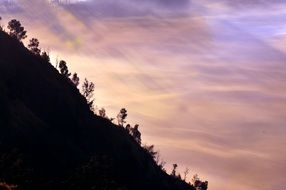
[0,17,208,190]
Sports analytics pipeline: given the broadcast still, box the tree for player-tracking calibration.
[194,180,208,190]
[28,38,41,55]
[0,16,3,31]
[98,108,106,118]
[7,19,27,41]
[71,73,80,87]
[171,164,178,177]
[183,168,190,181]
[59,60,71,77]
[199,181,208,190]
[131,124,141,145]
[125,124,131,134]
[41,51,50,63]
[154,151,166,172]
[117,108,127,127]
[192,174,199,184]
[192,174,208,190]
[143,144,157,159]
[82,78,95,112]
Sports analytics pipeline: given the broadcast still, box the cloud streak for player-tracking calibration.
[2,1,286,190]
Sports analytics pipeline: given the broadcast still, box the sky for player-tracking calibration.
[1,0,286,190]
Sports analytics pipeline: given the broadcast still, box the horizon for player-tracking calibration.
[1,1,286,190]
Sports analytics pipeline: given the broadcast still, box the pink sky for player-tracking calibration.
[1,0,286,189]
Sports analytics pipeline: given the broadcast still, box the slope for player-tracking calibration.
[0,30,195,190]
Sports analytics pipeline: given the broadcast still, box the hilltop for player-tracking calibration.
[0,21,206,190]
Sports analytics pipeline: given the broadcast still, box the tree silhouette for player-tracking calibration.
[192,174,208,190]
[155,152,166,172]
[125,124,142,145]
[125,124,131,134]
[200,181,208,190]
[41,51,50,63]
[71,73,80,87]
[98,108,106,118]
[0,16,3,31]
[143,144,157,159]
[117,108,127,127]
[82,78,95,112]
[194,180,208,190]
[131,124,141,145]
[192,174,199,183]
[59,60,71,77]
[171,164,178,177]
[183,168,190,181]
[28,38,41,55]
[7,19,27,41]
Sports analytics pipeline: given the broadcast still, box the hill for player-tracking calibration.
[0,28,199,190]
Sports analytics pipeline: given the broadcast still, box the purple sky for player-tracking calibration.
[1,0,286,190]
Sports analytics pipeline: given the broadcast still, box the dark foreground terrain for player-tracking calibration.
[0,29,196,190]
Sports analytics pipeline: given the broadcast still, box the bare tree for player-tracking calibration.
[155,151,166,171]
[82,78,95,112]
[183,168,190,181]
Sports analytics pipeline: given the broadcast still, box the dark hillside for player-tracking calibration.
[0,30,196,190]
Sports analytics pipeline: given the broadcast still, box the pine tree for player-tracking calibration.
[117,108,127,127]
[71,73,80,87]
[28,38,41,55]
[59,60,71,77]
[7,19,27,41]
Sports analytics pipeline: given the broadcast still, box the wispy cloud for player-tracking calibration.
[2,1,286,190]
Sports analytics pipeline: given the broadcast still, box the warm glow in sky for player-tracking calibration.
[1,0,286,190]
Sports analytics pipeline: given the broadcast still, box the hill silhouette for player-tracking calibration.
[0,27,200,190]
